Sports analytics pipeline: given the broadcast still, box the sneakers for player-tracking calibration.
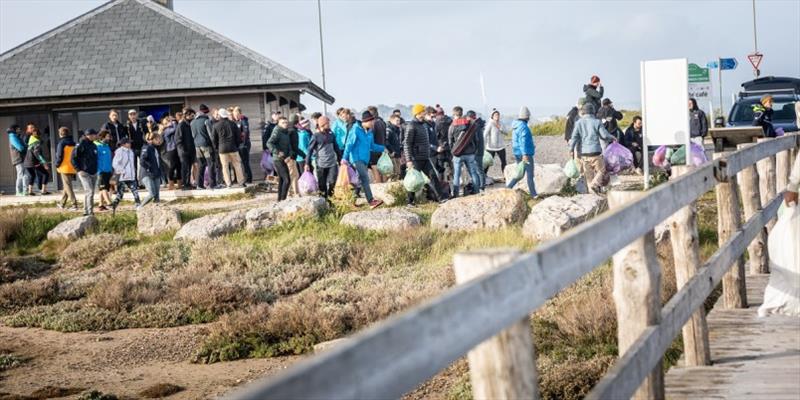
[368,199,383,209]
[98,205,109,212]
[56,203,64,209]
[68,205,80,212]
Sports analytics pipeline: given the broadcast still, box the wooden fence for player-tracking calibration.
[226,134,799,400]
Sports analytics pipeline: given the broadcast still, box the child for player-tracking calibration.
[23,127,50,195]
[140,132,163,206]
[306,116,339,197]
[54,127,78,210]
[95,130,114,211]
[111,137,141,215]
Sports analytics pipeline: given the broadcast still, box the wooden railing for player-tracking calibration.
[225,134,799,400]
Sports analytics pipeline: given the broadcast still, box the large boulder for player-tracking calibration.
[175,210,246,240]
[245,196,328,231]
[47,215,97,240]
[504,163,569,195]
[523,194,607,241]
[136,204,181,235]
[341,208,421,232]
[431,189,527,231]
[370,181,404,206]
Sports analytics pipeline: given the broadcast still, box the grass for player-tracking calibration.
[167,192,255,205]
[0,350,25,371]
[532,110,639,136]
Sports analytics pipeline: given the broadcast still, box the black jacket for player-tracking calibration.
[101,120,127,149]
[72,137,98,175]
[262,121,276,151]
[753,106,776,137]
[448,118,477,156]
[190,114,214,148]
[624,125,643,150]
[434,115,453,159]
[473,118,486,156]
[125,119,145,151]
[54,136,76,170]
[689,109,708,138]
[212,119,241,154]
[175,120,196,156]
[404,119,431,161]
[386,123,402,158]
[583,84,604,111]
[372,117,387,146]
[597,105,624,134]
[140,143,161,178]
[267,126,292,160]
[565,106,580,141]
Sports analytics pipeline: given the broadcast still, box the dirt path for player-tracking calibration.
[0,324,300,399]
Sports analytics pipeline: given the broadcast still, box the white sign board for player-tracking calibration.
[688,82,712,108]
[640,58,690,146]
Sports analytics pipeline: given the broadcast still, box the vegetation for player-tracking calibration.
[532,110,639,136]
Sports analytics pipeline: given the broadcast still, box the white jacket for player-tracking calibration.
[484,120,506,151]
[112,147,137,181]
[788,150,800,193]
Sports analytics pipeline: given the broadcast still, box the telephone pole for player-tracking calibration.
[317,0,328,114]
[751,0,760,77]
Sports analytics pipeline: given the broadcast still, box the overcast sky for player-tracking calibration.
[1,0,799,117]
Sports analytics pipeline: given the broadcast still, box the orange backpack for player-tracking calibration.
[57,145,77,174]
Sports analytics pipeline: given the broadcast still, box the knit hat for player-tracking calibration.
[218,108,230,119]
[361,111,375,122]
[518,106,531,119]
[591,75,600,84]
[199,104,209,113]
[602,98,612,106]
[411,104,425,117]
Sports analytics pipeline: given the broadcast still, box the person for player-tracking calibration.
[310,112,323,132]
[54,127,78,210]
[332,108,348,159]
[262,111,281,154]
[386,114,404,177]
[307,116,339,198]
[125,109,145,171]
[72,129,99,216]
[404,104,443,206]
[583,75,604,112]
[484,109,507,174]
[267,116,292,200]
[212,108,246,188]
[467,110,486,191]
[597,98,625,145]
[434,107,453,182]
[23,126,50,195]
[233,106,252,184]
[569,103,615,194]
[175,108,197,189]
[296,118,312,171]
[191,104,217,189]
[689,98,708,143]
[506,106,537,197]
[110,138,141,215]
[392,108,405,125]
[342,111,385,208]
[140,132,162,206]
[286,114,306,196]
[367,106,388,183]
[564,98,586,142]
[95,130,114,210]
[752,94,777,138]
[624,116,644,172]
[448,109,482,197]
[161,115,180,190]
[7,124,27,196]
[101,110,127,149]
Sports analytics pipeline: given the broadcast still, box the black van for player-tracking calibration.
[728,76,799,133]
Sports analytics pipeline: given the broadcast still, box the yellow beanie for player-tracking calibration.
[411,104,426,117]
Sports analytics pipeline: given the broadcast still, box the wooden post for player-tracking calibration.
[667,166,711,366]
[736,144,769,274]
[608,191,664,400]
[756,138,777,231]
[776,149,791,193]
[453,250,539,400]
[713,152,748,308]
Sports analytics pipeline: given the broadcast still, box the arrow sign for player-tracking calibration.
[706,61,718,69]
[747,53,763,70]
[720,58,737,70]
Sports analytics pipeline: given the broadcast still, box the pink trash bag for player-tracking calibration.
[652,145,669,168]
[260,150,274,174]
[347,164,360,187]
[604,142,633,174]
[298,171,318,196]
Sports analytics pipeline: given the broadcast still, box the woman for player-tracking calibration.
[296,118,312,171]
[753,95,777,137]
[94,130,114,210]
[267,117,292,201]
[232,106,252,184]
[162,114,181,190]
[23,126,51,195]
[483,109,507,174]
[689,98,708,143]
[54,127,78,210]
[140,132,163,206]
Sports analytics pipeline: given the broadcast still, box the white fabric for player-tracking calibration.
[787,150,800,193]
[758,204,800,317]
[112,147,137,181]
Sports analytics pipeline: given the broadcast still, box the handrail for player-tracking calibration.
[226,134,799,400]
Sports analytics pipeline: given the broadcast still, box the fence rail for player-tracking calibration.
[226,134,799,400]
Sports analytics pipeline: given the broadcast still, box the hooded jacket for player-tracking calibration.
[212,119,242,154]
[94,140,113,173]
[752,104,776,137]
[448,118,477,156]
[296,128,311,162]
[596,105,624,134]
[332,118,348,151]
[569,115,613,155]
[689,108,708,138]
[267,125,292,160]
[564,107,580,142]
[583,84,604,112]
[342,123,384,165]
[511,120,535,157]
[372,117,387,146]
[484,120,506,151]
[175,120,196,157]
[55,136,77,174]
[163,123,178,152]
[191,114,214,148]
[308,130,339,169]
[472,118,486,157]
[624,125,643,150]
[7,129,26,165]
[404,118,431,161]
[140,143,161,179]
[112,146,137,181]
[23,135,48,168]
[385,123,402,158]
[72,137,98,175]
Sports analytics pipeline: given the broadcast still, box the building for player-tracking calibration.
[0,0,333,192]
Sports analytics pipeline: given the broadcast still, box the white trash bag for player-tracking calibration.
[758,203,800,317]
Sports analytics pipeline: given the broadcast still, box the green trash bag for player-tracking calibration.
[482,152,494,169]
[404,168,427,193]
[377,152,394,176]
[513,161,527,181]
[563,159,580,179]
[669,145,686,165]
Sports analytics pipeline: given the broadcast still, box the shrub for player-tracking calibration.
[5,211,72,253]
[0,350,24,371]
[139,383,184,398]
[0,277,67,315]
[0,208,26,250]
[59,233,128,270]
[0,255,53,284]
[538,355,615,400]
[87,275,163,312]
[98,241,190,274]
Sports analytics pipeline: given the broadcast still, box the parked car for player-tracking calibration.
[728,76,800,133]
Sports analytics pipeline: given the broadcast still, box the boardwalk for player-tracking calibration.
[665,274,800,400]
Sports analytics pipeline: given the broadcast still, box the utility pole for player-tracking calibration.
[718,57,724,117]
[751,0,760,77]
[316,0,328,114]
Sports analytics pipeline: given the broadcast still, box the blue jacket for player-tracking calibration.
[511,119,535,157]
[332,118,347,150]
[296,129,311,162]
[94,141,113,173]
[7,130,26,165]
[140,143,161,178]
[569,115,613,155]
[342,123,384,165]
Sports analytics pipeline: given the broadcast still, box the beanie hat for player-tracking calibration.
[218,108,230,119]
[299,118,311,127]
[361,111,375,122]
[411,104,425,117]
[581,103,596,115]
[591,75,600,84]
[602,98,612,106]
[518,106,531,119]
[577,97,587,107]
[199,104,209,113]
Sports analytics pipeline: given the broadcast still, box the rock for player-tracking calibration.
[175,210,246,240]
[609,174,644,191]
[136,204,181,235]
[431,189,527,231]
[245,196,328,231]
[340,208,421,231]
[313,338,349,353]
[523,194,607,241]
[47,215,97,240]
[504,163,569,195]
[368,182,404,206]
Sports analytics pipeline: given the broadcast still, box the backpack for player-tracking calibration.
[451,121,479,156]
[57,145,77,174]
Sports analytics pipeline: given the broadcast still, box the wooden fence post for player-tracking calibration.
[713,152,748,309]
[756,138,777,231]
[736,143,769,274]
[453,249,539,400]
[608,191,664,400]
[667,166,711,366]
[776,149,791,193]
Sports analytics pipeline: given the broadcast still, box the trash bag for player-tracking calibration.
[757,204,800,317]
[377,152,394,176]
[260,150,274,174]
[346,164,360,187]
[652,145,669,167]
[404,168,427,193]
[603,142,633,174]
[483,152,495,169]
[298,171,318,195]
[776,127,785,137]
[670,143,708,166]
[563,159,580,179]
[334,165,352,200]
[513,161,527,181]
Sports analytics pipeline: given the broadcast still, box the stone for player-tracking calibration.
[368,181,404,206]
[609,174,644,191]
[522,194,608,241]
[340,208,421,231]
[175,210,246,240]
[47,215,97,240]
[136,204,181,235]
[504,163,569,195]
[245,196,328,231]
[431,189,528,231]
[313,338,349,353]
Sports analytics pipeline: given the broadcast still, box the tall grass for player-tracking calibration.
[532,110,640,136]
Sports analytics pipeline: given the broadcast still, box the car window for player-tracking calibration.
[731,98,798,122]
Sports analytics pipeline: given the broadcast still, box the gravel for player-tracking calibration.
[485,135,570,178]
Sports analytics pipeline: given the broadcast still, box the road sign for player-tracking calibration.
[706,61,718,69]
[747,53,763,70]
[688,63,710,83]
[720,58,738,70]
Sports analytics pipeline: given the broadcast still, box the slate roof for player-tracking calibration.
[0,0,333,103]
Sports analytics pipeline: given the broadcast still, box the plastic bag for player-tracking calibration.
[513,161,527,181]
[757,204,800,317]
[404,168,427,193]
[298,171,317,195]
[776,127,785,137]
[603,142,633,174]
[377,152,394,176]
[260,150,274,174]
[652,145,668,167]
[563,159,580,179]
[483,152,495,169]
[334,166,352,200]
[670,143,708,166]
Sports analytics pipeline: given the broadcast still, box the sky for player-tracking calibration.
[1,0,799,118]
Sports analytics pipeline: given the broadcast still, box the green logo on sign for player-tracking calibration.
[688,63,710,83]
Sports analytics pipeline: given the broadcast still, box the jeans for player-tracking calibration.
[14,164,25,194]
[141,175,160,205]
[316,165,338,197]
[407,159,442,205]
[219,151,245,187]
[506,155,537,196]
[77,172,96,215]
[353,161,374,202]
[453,154,482,195]
[274,157,290,201]
[59,173,77,208]
[113,180,141,206]
[239,145,252,183]
[196,146,217,188]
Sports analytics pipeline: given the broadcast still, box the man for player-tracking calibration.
[306,116,339,198]
[596,98,625,144]
[434,107,453,182]
[268,116,292,200]
[191,104,217,189]
[392,109,405,125]
[175,107,197,189]
[54,127,78,210]
[448,109,482,197]
[466,110,486,191]
[262,111,281,152]
[624,116,644,172]
[101,110,128,149]
[71,129,99,216]
[7,124,27,196]
[212,108,245,188]
[342,111,385,208]
[367,106,388,183]
[404,104,443,206]
[233,106,252,184]
[564,98,585,142]
[386,114,404,177]
[569,103,615,194]
[125,109,145,161]
[689,98,708,143]
[583,75,604,113]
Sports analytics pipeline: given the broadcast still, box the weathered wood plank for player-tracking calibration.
[722,134,798,177]
[737,143,769,274]
[715,152,748,309]
[756,138,778,231]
